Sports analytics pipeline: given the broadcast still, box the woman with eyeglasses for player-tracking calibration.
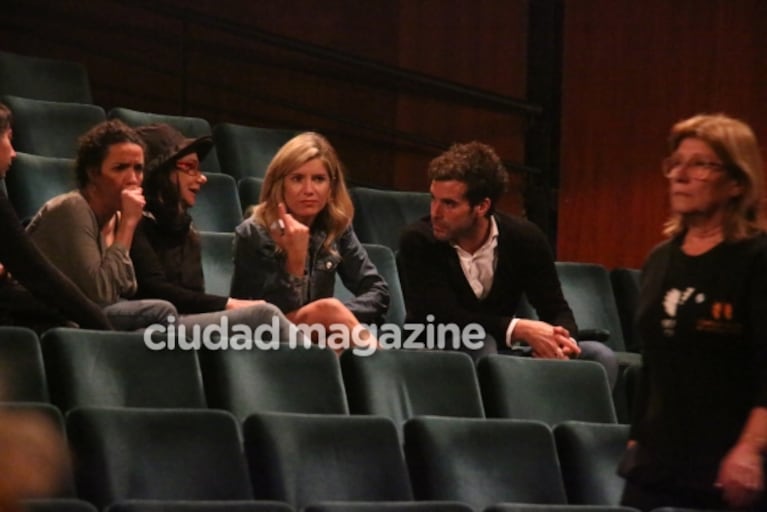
[620,114,767,510]
[128,124,301,342]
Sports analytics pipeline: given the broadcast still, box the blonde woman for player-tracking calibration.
[231,132,388,350]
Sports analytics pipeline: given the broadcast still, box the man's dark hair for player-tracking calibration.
[427,141,509,214]
[74,119,145,189]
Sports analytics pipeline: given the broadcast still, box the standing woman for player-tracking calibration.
[129,123,299,341]
[621,114,767,510]
[0,102,111,331]
[231,132,388,349]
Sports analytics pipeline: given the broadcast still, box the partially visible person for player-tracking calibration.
[231,132,387,351]
[620,114,767,511]
[130,123,300,342]
[0,102,112,331]
[26,120,176,331]
[398,141,618,385]
[0,408,70,511]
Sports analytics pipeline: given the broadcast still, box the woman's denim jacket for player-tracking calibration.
[231,217,389,325]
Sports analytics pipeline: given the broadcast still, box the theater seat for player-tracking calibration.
[477,355,617,425]
[243,412,412,509]
[41,328,207,412]
[341,349,483,438]
[333,243,405,326]
[2,95,106,158]
[199,231,235,297]
[24,499,98,512]
[67,407,253,509]
[200,343,348,421]
[554,421,630,505]
[4,153,75,223]
[0,50,93,103]
[105,500,293,512]
[190,173,243,233]
[404,416,567,510]
[350,187,430,251]
[213,123,298,181]
[0,326,48,402]
[610,267,641,353]
[238,177,263,217]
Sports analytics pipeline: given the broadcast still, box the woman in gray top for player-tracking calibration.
[26,120,175,330]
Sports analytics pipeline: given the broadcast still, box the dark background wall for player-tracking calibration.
[3,0,766,269]
[559,0,767,268]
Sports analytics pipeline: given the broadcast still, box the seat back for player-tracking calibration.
[333,243,405,326]
[200,344,348,421]
[610,267,641,352]
[105,501,293,512]
[23,499,99,512]
[108,108,220,173]
[404,416,567,510]
[238,177,264,216]
[554,421,631,506]
[67,407,253,509]
[555,262,627,351]
[341,350,483,437]
[199,231,235,297]
[3,95,106,158]
[243,412,412,509]
[303,504,472,512]
[350,187,430,251]
[0,326,48,401]
[213,123,298,181]
[41,328,206,412]
[190,173,242,232]
[4,152,75,223]
[0,51,92,103]
[477,355,617,425]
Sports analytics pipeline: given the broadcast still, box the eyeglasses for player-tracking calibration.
[661,157,730,180]
[175,161,203,177]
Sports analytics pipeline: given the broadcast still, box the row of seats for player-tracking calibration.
[2,94,296,178]
[11,404,632,511]
[3,150,430,249]
[0,326,616,430]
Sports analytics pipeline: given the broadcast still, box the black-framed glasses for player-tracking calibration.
[175,161,204,177]
[661,157,729,180]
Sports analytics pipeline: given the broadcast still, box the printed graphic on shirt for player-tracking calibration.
[661,286,741,337]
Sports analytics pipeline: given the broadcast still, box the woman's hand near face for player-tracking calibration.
[120,186,145,226]
[271,202,309,277]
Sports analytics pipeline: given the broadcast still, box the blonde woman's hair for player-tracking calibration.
[252,132,353,253]
[663,113,765,240]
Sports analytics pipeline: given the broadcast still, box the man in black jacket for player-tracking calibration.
[398,141,617,385]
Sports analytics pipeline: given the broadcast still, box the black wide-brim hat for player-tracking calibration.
[136,123,214,176]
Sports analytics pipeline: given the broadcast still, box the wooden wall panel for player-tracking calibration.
[1,0,530,196]
[559,0,767,269]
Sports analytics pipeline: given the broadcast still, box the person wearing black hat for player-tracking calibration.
[129,123,300,342]
[26,119,177,331]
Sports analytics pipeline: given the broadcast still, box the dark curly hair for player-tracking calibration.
[427,141,508,215]
[74,120,146,189]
